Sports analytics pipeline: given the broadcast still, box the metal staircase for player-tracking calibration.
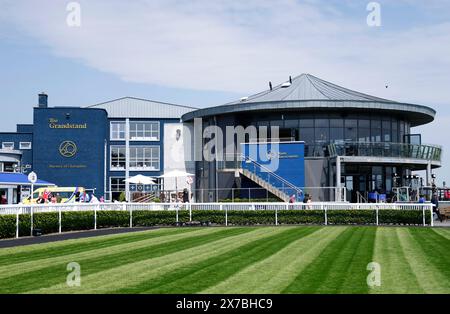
[239,156,304,202]
[132,192,158,203]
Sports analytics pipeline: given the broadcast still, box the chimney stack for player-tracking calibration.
[38,92,48,108]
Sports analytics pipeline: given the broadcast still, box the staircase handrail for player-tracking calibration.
[241,155,304,197]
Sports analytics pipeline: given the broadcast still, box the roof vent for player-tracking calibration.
[269,82,273,91]
[240,97,249,102]
[281,82,291,88]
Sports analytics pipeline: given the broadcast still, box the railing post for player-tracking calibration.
[221,204,227,226]
[430,205,434,227]
[275,207,278,226]
[189,203,192,222]
[176,205,179,224]
[30,206,34,237]
[94,206,97,230]
[16,210,19,239]
[59,206,62,234]
[422,206,426,227]
[129,204,133,228]
[376,207,379,226]
[324,204,328,226]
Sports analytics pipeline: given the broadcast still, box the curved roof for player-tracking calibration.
[182,74,436,126]
[88,97,197,119]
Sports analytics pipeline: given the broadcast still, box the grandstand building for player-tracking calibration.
[0,74,442,203]
[182,74,442,202]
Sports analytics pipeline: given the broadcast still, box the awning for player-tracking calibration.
[0,173,55,186]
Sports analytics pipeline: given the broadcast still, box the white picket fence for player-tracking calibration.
[0,202,434,239]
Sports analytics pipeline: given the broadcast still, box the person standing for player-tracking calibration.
[182,188,189,203]
[289,194,296,203]
[431,194,442,222]
[90,194,99,203]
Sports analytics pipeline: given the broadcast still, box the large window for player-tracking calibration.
[19,142,32,150]
[111,146,126,170]
[130,122,160,141]
[110,122,125,140]
[110,178,126,192]
[129,146,160,170]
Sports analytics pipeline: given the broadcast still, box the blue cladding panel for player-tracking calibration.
[32,108,108,197]
[242,142,305,189]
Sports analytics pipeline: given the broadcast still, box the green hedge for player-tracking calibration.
[0,215,16,239]
[0,209,434,239]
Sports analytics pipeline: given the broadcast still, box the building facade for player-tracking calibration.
[0,74,443,204]
[182,74,442,202]
[0,95,196,203]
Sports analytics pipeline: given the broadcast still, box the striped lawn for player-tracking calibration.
[0,226,448,294]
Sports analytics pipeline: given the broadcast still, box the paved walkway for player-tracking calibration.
[433,220,450,227]
[0,227,158,249]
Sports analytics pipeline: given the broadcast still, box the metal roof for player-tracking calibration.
[87,97,197,119]
[182,74,436,127]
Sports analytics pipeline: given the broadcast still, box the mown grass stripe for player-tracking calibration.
[432,228,450,241]
[370,228,422,294]
[203,226,346,294]
[0,228,197,266]
[0,227,252,294]
[405,228,450,291]
[396,228,450,293]
[117,227,320,294]
[32,227,285,294]
[0,228,219,279]
[282,227,376,294]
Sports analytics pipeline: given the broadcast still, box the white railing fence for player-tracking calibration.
[0,202,434,239]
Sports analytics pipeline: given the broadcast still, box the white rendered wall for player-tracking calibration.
[163,123,195,191]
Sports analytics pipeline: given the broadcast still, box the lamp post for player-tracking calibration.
[28,171,37,202]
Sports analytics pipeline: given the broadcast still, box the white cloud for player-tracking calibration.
[1,0,449,104]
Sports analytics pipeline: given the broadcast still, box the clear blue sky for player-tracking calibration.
[0,0,449,182]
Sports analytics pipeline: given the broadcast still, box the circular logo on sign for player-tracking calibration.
[59,141,78,158]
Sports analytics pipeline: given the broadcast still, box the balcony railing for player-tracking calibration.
[327,142,442,162]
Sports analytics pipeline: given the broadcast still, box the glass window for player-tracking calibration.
[330,119,344,128]
[371,119,382,129]
[130,122,160,141]
[344,126,357,141]
[110,122,126,140]
[392,121,398,142]
[2,142,14,150]
[382,120,391,142]
[19,142,32,150]
[330,128,344,143]
[299,128,314,144]
[359,119,370,128]
[371,119,382,142]
[315,127,329,143]
[271,120,284,128]
[358,128,371,142]
[315,119,329,128]
[299,119,314,128]
[345,119,357,128]
[110,178,126,192]
[129,146,160,170]
[111,146,126,170]
[284,120,299,128]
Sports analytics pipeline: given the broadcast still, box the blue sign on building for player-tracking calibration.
[241,141,305,190]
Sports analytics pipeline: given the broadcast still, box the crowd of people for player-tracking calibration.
[34,190,104,204]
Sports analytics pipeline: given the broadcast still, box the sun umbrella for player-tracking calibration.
[124,174,156,185]
[158,170,194,196]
